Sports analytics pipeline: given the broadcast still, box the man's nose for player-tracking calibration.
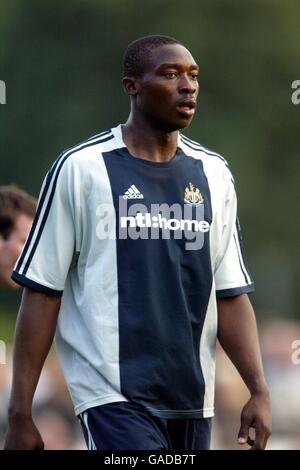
[178,75,198,94]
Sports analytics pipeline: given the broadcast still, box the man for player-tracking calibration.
[4,35,271,450]
[0,185,36,288]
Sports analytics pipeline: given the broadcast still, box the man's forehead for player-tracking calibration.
[148,44,198,69]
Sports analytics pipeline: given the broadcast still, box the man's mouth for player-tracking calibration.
[176,99,196,117]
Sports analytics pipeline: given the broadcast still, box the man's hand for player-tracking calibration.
[217,295,272,450]
[238,390,272,450]
[4,415,44,450]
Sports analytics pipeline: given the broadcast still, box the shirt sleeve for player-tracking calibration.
[214,166,254,298]
[11,156,79,297]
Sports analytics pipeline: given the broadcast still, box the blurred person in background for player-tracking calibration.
[0,185,36,288]
[4,35,271,451]
[0,186,36,444]
[0,186,84,449]
[259,321,300,449]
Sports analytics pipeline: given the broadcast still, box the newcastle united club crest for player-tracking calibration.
[184,182,204,206]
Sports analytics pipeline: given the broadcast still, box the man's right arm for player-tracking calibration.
[4,287,61,450]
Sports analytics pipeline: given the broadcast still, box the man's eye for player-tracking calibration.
[191,74,199,80]
[164,72,176,79]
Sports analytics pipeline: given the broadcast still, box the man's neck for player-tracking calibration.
[122,115,179,163]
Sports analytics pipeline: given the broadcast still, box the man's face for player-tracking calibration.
[135,44,199,132]
[0,213,32,288]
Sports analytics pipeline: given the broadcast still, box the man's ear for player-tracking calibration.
[122,77,139,96]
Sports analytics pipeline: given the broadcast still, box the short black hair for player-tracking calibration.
[0,185,36,240]
[123,35,182,78]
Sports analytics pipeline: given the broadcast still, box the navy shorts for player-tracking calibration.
[79,401,212,450]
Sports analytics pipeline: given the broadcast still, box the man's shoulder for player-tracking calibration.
[179,133,229,168]
[49,127,119,176]
[61,128,115,160]
[179,133,235,188]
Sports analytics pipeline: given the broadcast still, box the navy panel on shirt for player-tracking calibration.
[102,147,213,418]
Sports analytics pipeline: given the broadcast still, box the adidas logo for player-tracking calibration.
[122,185,144,199]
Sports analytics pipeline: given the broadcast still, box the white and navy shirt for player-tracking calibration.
[12,124,254,419]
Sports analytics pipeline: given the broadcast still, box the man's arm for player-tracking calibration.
[4,287,61,450]
[217,293,272,450]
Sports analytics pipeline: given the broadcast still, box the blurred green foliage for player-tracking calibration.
[0,0,299,323]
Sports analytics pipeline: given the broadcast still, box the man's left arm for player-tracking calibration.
[217,293,272,450]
